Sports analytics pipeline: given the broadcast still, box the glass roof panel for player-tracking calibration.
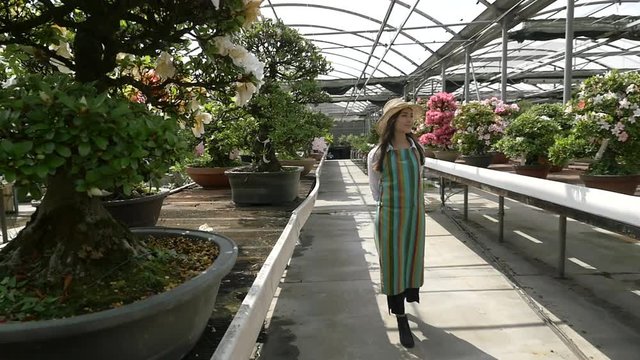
[260,0,640,115]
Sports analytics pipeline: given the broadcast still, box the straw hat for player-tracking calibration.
[377,98,423,135]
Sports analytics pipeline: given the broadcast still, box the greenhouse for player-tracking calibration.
[1,1,639,359]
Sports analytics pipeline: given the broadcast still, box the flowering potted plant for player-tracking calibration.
[451,101,506,167]
[0,1,262,358]
[310,137,329,160]
[419,92,459,161]
[549,70,640,194]
[182,105,254,188]
[480,97,520,163]
[494,105,562,178]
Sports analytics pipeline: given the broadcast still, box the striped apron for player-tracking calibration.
[374,147,425,296]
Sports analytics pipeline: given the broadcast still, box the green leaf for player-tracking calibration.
[0,139,13,152]
[55,145,71,157]
[41,142,55,154]
[13,141,33,156]
[78,142,91,156]
[46,155,66,168]
[94,137,108,150]
[2,170,16,182]
[33,165,49,178]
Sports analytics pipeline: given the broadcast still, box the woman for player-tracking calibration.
[367,98,426,348]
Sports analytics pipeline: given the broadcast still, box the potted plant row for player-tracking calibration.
[549,70,640,194]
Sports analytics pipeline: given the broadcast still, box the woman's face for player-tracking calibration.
[393,108,414,135]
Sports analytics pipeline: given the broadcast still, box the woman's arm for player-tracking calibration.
[367,146,381,202]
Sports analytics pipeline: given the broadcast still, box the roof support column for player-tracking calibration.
[441,62,447,93]
[501,19,508,101]
[464,48,471,102]
[563,0,575,104]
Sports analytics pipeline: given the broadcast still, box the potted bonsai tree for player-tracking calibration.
[419,92,459,162]
[183,104,253,188]
[0,1,263,358]
[223,19,332,204]
[276,109,333,176]
[549,70,640,194]
[451,101,506,167]
[494,105,563,178]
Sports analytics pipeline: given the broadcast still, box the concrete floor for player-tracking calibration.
[257,160,640,360]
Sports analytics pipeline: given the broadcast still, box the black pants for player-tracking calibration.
[387,288,420,315]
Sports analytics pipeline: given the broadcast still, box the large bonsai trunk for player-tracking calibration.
[253,125,282,172]
[0,171,142,282]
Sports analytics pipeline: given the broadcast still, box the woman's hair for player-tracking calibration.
[373,111,425,172]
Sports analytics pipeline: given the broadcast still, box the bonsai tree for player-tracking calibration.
[494,105,562,166]
[452,101,505,156]
[549,70,640,175]
[233,19,332,172]
[0,0,263,320]
[274,109,333,160]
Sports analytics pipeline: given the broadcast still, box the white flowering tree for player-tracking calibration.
[550,70,640,175]
[0,1,263,289]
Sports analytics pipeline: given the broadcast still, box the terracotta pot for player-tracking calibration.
[513,164,551,179]
[185,167,232,189]
[490,151,509,164]
[309,152,324,161]
[580,174,640,195]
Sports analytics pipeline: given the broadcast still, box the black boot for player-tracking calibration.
[396,315,414,348]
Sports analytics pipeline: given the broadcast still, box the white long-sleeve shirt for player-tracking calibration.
[367,140,419,202]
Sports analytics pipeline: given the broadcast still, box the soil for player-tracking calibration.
[156,169,317,359]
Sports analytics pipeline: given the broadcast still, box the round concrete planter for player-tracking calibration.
[225,166,303,205]
[185,166,232,189]
[0,227,238,360]
[103,191,168,227]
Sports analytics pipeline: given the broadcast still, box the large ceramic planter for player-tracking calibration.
[459,154,493,168]
[580,174,640,195]
[433,150,460,162]
[513,164,551,179]
[225,166,303,205]
[0,227,238,360]
[279,159,315,176]
[185,166,232,189]
[103,191,168,227]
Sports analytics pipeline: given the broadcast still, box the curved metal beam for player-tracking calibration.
[288,23,419,67]
[321,51,392,77]
[310,38,407,75]
[393,0,458,37]
[263,3,433,53]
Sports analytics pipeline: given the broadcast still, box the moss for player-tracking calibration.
[0,234,219,322]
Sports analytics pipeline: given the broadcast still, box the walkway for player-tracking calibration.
[257,160,640,360]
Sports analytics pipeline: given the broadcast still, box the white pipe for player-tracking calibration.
[424,158,640,228]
